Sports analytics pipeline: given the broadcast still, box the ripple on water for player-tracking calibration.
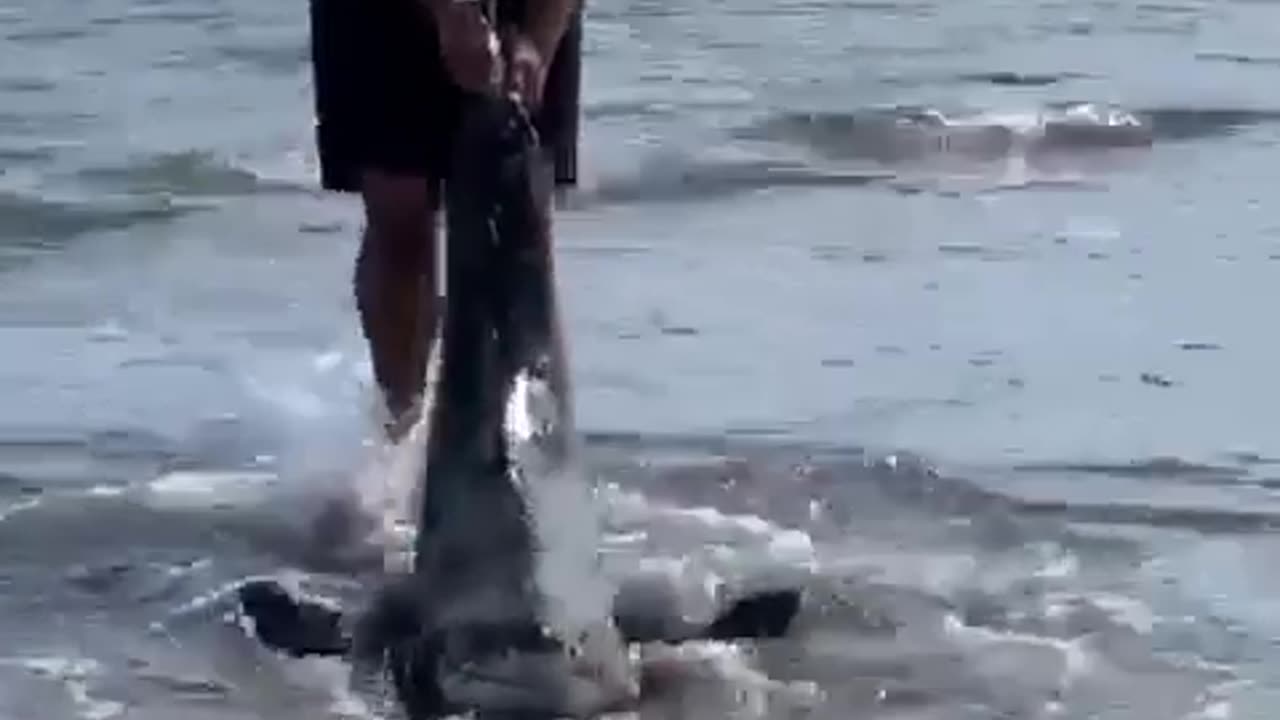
[1014,457,1244,482]
[1196,51,1280,67]
[1,656,125,720]
[0,110,97,138]
[0,191,204,253]
[4,27,94,44]
[76,150,306,199]
[214,42,309,74]
[739,103,1280,168]
[121,6,231,26]
[0,144,59,164]
[952,70,1092,87]
[0,77,57,94]
[587,156,891,206]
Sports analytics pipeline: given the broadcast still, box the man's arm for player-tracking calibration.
[419,0,579,104]
[419,0,578,59]
[421,0,502,94]
[521,0,581,62]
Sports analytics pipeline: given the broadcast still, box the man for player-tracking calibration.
[308,0,583,439]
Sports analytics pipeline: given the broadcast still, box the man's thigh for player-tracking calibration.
[360,170,439,242]
[308,0,461,193]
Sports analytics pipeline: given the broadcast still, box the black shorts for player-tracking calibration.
[307,0,581,193]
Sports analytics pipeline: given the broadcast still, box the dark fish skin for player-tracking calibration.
[417,91,591,619]
[400,93,618,719]
[413,93,563,639]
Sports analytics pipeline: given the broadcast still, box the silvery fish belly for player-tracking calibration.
[412,95,637,717]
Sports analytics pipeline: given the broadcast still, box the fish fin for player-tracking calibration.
[702,588,802,641]
[617,587,804,645]
[236,579,350,658]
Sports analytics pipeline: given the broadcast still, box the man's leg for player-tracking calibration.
[354,170,441,438]
[308,0,460,438]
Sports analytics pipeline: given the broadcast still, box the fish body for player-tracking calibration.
[236,95,805,719]
[405,94,634,718]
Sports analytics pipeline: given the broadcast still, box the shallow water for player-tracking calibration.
[3,0,1280,717]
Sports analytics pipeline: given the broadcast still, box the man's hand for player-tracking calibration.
[504,33,549,110]
[429,0,577,108]
[433,0,501,95]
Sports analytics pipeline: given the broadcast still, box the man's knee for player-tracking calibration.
[359,170,438,267]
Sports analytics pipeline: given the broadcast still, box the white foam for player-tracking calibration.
[2,656,124,720]
[339,336,444,573]
[1196,699,1234,720]
[87,319,129,344]
[1185,679,1249,720]
[147,469,277,494]
[766,529,816,566]
[819,533,989,597]
[312,350,344,373]
[142,470,279,513]
[624,556,725,620]
[0,497,42,523]
[149,577,248,633]
[1080,592,1157,635]
[599,484,817,564]
[603,530,648,548]
[232,137,324,194]
[527,463,620,629]
[637,640,824,719]
[236,347,373,448]
[227,341,437,574]
[87,485,125,497]
[242,376,332,420]
[343,411,430,574]
[942,612,1093,692]
[498,366,627,692]
[1031,543,1080,581]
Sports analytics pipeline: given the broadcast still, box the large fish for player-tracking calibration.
[408,90,632,718]
[238,95,803,718]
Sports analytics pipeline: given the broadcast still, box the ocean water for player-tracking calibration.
[3,0,1280,717]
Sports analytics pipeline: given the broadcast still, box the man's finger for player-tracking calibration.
[508,65,526,102]
[515,65,544,110]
